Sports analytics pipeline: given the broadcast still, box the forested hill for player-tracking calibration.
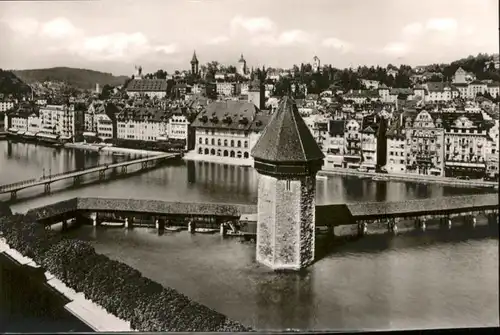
[12,67,129,90]
[0,69,31,97]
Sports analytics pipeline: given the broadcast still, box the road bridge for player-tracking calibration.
[0,153,180,201]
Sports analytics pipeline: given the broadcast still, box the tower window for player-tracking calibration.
[285,180,291,191]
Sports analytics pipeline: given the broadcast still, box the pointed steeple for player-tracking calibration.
[239,54,245,63]
[191,51,198,64]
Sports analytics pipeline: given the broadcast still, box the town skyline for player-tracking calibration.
[0,0,497,76]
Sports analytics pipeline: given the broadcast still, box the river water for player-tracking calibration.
[0,140,498,330]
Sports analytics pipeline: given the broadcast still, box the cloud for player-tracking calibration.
[3,18,40,37]
[205,35,230,45]
[251,29,314,47]
[383,42,408,55]
[425,18,458,32]
[68,32,178,61]
[230,15,276,35]
[402,22,424,36]
[40,17,82,39]
[322,37,353,52]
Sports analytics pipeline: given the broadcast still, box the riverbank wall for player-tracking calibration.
[319,168,498,189]
[0,212,251,332]
[183,151,253,167]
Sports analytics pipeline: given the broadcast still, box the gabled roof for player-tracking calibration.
[251,96,324,163]
[190,101,259,131]
[362,125,375,134]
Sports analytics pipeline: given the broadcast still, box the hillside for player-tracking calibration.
[0,69,31,97]
[12,67,129,90]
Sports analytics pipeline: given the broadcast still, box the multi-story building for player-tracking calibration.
[0,100,15,113]
[96,114,114,141]
[452,67,475,84]
[343,119,362,169]
[167,112,189,141]
[467,81,488,99]
[216,82,236,96]
[485,120,499,179]
[425,82,459,103]
[487,82,500,98]
[385,120,406,173]
[191,101,269,163]
[360,124,378,170]
[116,107,169,141]
[404,110,445,176]
[441,111,488,178]
[125,66,168,99]
[303,114,329,152]
[323,120,346,169]
[39,104,80,140]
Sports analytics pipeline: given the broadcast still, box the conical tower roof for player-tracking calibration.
[191,51,198,64]
[238,54,245,63]
[251,96,324,163]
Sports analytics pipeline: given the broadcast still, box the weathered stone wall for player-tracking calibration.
[299,176,316,267]
[256,174,275,266]
[256,174,316,270]
[273,178,301,268]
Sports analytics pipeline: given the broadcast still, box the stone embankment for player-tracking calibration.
[183,151,253,167]
[319,168,498,188]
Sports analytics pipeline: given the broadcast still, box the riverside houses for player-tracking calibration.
[404,110,445,176]
[116,107,169,141]
[385,120,407,173]
[323,120,346,169]
[125,66,168,99]
[441,110,488,178]
[191,101,269,163]
[485,120,499,179]
[39,104,83,142]
[343,119,362,169]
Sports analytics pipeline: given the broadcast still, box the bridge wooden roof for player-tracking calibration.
[345,193,498,220]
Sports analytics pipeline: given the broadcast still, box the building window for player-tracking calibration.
[218,139,222,146]
[199,137,203,144]
[223,150,228,157]
[237,151,242,158]
[244,141,248,148]
[211,138,215,145]
[198,147,203,154]
[224,139,228,146]
[237,140,241,147]
[285,180,291,191]
[244,152,249,159]
[230,150,235,157]
[231,140,234,147]
[217,149,221,156]
[204,148,209,155]
[210,149,215,155]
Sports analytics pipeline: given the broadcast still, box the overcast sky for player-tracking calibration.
[0,0,497,76]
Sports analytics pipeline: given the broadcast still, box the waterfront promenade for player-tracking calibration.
[320,168,499,188]
[63,142,167,157]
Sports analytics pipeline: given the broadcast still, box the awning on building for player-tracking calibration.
[24,131,35,137]
[445,161,485,168]
[8,128,19,133]
[17,131,26,136]
[83,131,97,137]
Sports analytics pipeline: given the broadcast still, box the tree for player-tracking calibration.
[99,84,114,100]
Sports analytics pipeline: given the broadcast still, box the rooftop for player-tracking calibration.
[190,101,260,131]
[251,96,324,163]
[126,79,168,92]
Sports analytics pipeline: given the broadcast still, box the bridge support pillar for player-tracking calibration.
[10,191,17,201]
[188,220,196,234]
[73,175,81,185]
[387,218,398,235]
[357,221,368,237]
[155,219,160,230]
[44,183,51,194]
[220,223,227,237]
[420,218,426,232]
[61,219,68,232]
[121,166,127,174]
[91,212,98,227]
[142,162,147,170]
[99,170,106,181]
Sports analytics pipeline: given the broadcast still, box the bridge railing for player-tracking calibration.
[0,154,174,192]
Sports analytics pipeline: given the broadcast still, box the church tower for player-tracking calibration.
[251,96,325,271]
[312,56,321,73]
[191,51,199,76]
[237,54,247,76]
[248,77,264,110]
